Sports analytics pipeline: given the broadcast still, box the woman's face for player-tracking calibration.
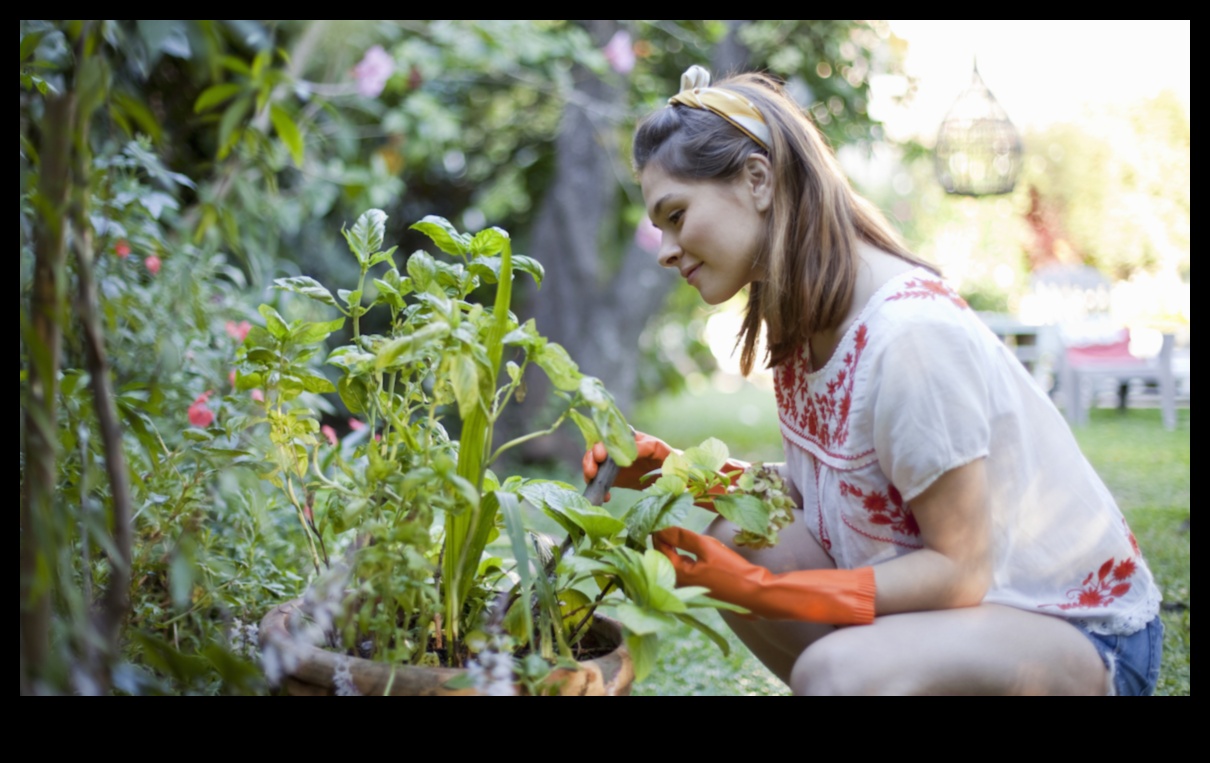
[640,159,771,305]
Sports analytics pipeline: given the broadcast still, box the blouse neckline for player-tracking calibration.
[804,266,933,379]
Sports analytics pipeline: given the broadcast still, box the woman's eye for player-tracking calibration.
[668,211,683,226]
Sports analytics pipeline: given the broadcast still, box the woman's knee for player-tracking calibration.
[790,630,873,696]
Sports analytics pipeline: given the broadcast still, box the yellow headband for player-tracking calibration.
[667,65,771,150]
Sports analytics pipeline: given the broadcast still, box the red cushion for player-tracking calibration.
[1065,329,1144,368]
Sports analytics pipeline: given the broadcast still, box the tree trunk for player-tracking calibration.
[510,21,753,467]
[512,21,671,464]
[22,92,75,694]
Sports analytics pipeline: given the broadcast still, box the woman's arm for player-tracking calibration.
[871,457,993,613]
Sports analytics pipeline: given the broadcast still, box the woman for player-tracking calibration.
[584,67,1162,695]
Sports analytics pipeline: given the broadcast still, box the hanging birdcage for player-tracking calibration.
[934,62,1023,196]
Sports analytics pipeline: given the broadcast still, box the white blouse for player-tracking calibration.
[775,268,1160,635]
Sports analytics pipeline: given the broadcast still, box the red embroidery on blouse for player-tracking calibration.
[840,514,925,549]
[813,458,832,552]
[886,278,969,310]
[840,480,920,536]
[1041,556,1136,611]
[1124,519,1141,556]
[775,324,869,453]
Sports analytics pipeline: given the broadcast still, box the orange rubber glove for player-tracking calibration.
[582,432,746,505]
[582,431,674,496]
[653,526,876,624]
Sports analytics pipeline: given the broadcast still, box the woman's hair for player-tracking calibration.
[633,71,936,375]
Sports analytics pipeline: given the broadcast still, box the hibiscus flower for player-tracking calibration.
[188,391,214,428]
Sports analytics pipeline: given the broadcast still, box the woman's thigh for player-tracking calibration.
[706,511,838,684]
[790,603,1109,695]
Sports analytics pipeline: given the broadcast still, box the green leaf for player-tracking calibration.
[583,383,636,467]
[290,317,345,345]
[367,245,399,268]
[608,601,677,636]
[269,103,305,167]
[286,370,336,394]
[277,275,338,305]
[338,289,363,309]
[20,30,48,63]
[447,352,481,420]
[644,547,680,590]
[469,227,508,256]
[713,494,772,537]
[405,250,437,290]
[533,343,581,392]
[337,375,370,414]
[234,371,263,391]
[218,54,252,76]
[410,216,468,256]
[345,209,387,263]
[499,492,535,647]
[625,632,660,683]
[683,437,729,473]
[374,321,449,371]
[217,95,253,159]
[625,493,674,545]
[257,304,288,339]
[512,255,545,287]
[567,409,601,451]
[563,505,625,542]
[112,91,163,143]
[194,83,242,113]
[674,612,732,656]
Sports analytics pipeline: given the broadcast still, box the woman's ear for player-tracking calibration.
[744,153,774,213]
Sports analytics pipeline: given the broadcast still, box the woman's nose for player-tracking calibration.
[657,234,681,269]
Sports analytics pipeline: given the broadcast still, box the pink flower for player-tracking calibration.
[634,216,661,254]
[145,255,162,275]
[603,31,635,75]
[250,388,265,402]
[352,45,395,99]
[225,320,251,344]
[188,391,214,428]
[321,425,338,446]
[114,240,131,258]
[229,369,237,388]
[348,418,365,431]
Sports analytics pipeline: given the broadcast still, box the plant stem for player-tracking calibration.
[21,88,75,693]
[487,409,569,466]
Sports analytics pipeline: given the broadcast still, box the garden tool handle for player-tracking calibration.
[489,453,620,628]
[583,454,620,507]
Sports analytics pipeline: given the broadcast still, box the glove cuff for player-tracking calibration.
[753,566,877,625]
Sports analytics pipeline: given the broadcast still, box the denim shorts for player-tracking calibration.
[1073,615,1164,696]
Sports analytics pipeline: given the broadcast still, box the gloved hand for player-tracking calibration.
[582,431,674,499]
[653,526,876,624]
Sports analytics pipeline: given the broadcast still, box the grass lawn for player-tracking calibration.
[626,379,1190,695]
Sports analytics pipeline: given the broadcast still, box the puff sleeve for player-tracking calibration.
[868,315,992,503]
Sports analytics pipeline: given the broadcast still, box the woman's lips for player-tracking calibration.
[684,263,702,284]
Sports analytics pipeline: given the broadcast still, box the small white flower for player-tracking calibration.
[466,634,517,696]
[333,656,362,697]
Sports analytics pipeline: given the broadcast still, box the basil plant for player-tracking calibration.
[238,209,741,683]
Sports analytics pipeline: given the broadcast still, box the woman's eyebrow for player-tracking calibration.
[650,193,674,221]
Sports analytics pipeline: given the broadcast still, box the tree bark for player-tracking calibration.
[71,99,134,694]
[511,22,754,467]
[513,21,674,464]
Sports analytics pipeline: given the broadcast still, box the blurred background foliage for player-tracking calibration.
[20,20,1188,694]
[20,18,902,695]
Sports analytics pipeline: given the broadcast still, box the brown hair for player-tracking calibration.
[633,72,935,375]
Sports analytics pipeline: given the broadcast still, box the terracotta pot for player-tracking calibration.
[260,597,634,696]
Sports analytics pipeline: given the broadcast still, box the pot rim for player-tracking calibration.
[260,596,633,696]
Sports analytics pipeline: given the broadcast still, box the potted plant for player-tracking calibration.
[245,210,784,695]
